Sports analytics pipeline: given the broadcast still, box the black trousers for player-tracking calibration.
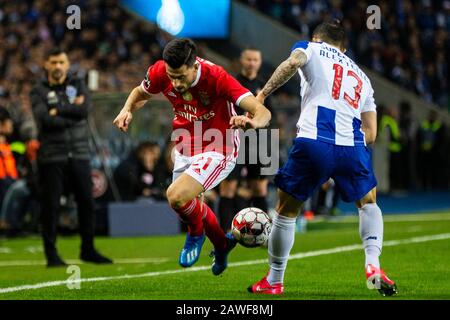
[39,159,95,258]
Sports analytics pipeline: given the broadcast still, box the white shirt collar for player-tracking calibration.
[190,62,202,88]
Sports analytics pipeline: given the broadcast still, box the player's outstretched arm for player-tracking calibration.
[113,85,151,132]
[257,50,307,103]
[361,111,377,144]
[230,95,271,130]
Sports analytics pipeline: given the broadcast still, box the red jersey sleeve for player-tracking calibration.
[140,60,166,94]
[216,69,252,106]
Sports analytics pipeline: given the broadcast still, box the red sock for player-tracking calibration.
[202,203,227,250]
[174,199,204,236]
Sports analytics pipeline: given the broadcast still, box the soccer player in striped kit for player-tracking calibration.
[248,20,397,296]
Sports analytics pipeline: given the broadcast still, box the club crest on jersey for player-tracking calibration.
[198,91,210,106]
[182,91,193,101]
[143,74,151,89]
[66,85,77,103]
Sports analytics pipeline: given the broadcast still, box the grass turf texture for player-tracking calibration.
[0,211,449,300]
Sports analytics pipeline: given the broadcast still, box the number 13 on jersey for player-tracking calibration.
[331,63,363,110]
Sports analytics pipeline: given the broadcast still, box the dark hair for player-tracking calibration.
[136,141,159,157]
[163,38,197,69]
[312,19,346,48]
[0,107,11,122]
[242,46,261,53]
[45,47,67,60]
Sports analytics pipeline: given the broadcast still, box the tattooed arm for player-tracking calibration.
[257,49,308,102]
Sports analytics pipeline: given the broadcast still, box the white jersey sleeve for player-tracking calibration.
[291,41,313,63]
[361,87,376,113]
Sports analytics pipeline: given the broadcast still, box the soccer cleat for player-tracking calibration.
[210,233,237,275]
[365,264,398,297]
[248,276,284,295]
[179,234,205,268]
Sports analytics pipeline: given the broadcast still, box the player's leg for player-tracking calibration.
[355,187,381,269]
[356,187,397,296]
[248,190,303,294]
[249,138,332,294]
[334,145,396,296]
[194,154,239,275]
[170,151,237,272]
[269,190,303,281]
[166,172,206,267]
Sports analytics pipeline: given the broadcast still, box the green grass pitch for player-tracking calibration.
[0,211,449,300]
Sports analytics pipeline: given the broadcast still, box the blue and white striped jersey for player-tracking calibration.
[292,41,376,146]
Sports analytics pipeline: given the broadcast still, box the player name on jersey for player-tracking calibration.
[318,45,369,83]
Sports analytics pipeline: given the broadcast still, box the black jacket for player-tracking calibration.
[30,75,91,163]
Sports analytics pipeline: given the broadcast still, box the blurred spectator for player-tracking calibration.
[417,110,447,190]
[113,141,162,201]
[0,139,41,238]
[0,0,167,118]
[0,107,18,231]
[310,179,340,217]
[398,101,419,190]
[379,106,403,191]
[240,0,450,111]
[154,139,175,196]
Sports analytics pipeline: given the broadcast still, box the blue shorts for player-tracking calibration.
[274,138,377,203]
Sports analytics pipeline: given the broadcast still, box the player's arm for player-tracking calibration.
[113,85,151,132]
[361,111,377,145]
[361,87,377,144]
[230,95,271,130]
[257,49,308,103]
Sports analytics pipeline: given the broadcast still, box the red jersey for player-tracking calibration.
[140,58,252,157]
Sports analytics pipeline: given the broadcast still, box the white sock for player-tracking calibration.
[267,213,297,285]
[365,245,381,268]
[358,203,383,269]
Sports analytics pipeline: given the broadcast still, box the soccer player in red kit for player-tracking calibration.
[113,38,271,275]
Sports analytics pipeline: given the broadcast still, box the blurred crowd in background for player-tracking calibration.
[241,0,450,111]
[0,0,449,237]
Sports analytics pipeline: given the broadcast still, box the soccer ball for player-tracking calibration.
[231,207,272,248]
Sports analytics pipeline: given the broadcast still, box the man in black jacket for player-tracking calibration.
[30,48,112,267]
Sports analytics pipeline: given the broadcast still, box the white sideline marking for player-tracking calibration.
[311,213,450,224]
[0,233,449,295]
[25,246,43,254]
[0,257,169,267]
[0,248,12,254]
